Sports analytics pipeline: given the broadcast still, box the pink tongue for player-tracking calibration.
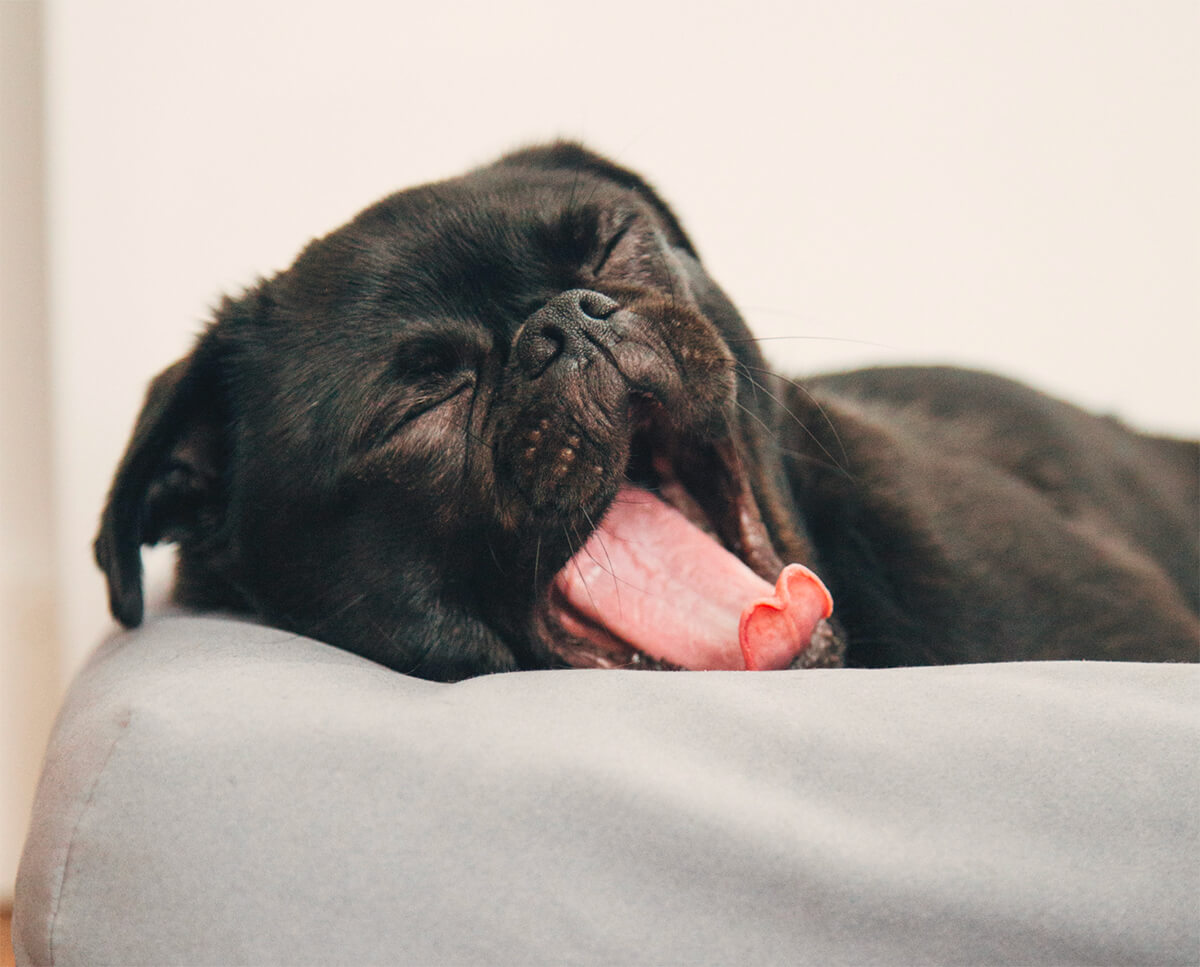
[553,486,833,670]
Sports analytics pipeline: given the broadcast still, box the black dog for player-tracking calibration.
[96,144,1199,679]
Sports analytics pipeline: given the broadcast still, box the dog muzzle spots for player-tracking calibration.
[549,486,834,670]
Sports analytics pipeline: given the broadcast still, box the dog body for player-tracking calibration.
[96,145,1199,679]
[782,366,1198,664]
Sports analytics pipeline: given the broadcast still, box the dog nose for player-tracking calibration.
[516,289,619,378]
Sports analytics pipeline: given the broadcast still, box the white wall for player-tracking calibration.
[3,0,1196,893]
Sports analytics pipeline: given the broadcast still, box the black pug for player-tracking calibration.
[95,143,1199,680]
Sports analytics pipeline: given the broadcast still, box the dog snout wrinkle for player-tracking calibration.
[516,289,619,378]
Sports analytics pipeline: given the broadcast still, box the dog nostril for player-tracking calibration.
[519,326,564,376]
[575,290,619,321]
[538,323,567,354]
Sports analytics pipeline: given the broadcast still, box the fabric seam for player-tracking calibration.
[43,708,133,967]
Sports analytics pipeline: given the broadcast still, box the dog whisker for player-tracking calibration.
[735,362,854,480]
[741,364,853,476]
[486,539,506,575]
[726,333,898,351]
[562,524,600,616]
[579,507,622,620]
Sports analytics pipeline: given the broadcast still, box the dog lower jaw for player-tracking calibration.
[540,593,685,670]
[792,619,847,669]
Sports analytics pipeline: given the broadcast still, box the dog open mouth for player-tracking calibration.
[546,400,839,671]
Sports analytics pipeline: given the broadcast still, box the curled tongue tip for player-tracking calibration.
[738,564,834,671]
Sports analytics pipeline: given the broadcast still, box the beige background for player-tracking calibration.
[2,0,1197,895]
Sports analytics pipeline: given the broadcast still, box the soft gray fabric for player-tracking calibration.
[14,614,1200,967]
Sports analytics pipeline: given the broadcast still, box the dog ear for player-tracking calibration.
[496,141,699,258]
[94,329,227,627]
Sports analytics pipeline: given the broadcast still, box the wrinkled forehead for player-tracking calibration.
[277,167,647,323]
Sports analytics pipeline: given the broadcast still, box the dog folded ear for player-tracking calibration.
[94,331,227,627]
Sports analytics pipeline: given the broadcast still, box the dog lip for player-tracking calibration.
[542,588,684,670]
[710,437,787,582]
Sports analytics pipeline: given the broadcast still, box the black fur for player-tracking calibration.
[96,144,1200,679]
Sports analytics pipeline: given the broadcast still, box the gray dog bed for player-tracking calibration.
[14,613,1200,966]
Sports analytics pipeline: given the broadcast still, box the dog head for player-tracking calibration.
[96,144,838,680]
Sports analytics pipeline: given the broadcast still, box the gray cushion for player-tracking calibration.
[14,613,1200,966]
